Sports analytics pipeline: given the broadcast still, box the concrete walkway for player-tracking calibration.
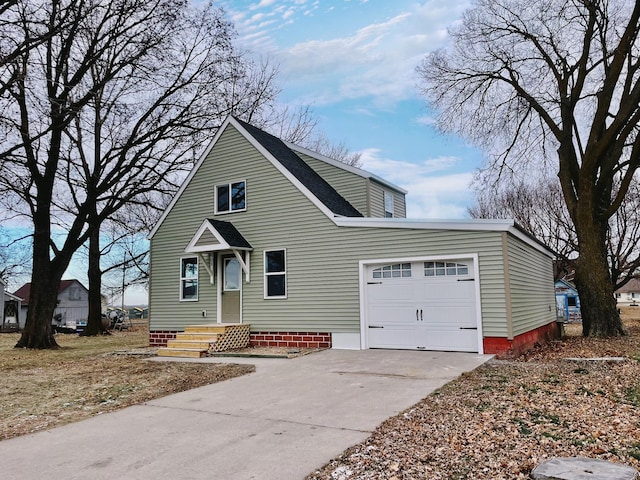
[1,349,491,480]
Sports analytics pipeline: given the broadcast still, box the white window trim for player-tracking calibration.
[180,256,199,302]
[264,248,287,299]
[214,179,247,215]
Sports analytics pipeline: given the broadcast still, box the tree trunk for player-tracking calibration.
[82,222,108,336]
[573,217,627,337]
[15,224,60,348]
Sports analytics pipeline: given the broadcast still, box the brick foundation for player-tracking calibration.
[149,330,178,347]
[483,321,560,358]
[250,331,332,349]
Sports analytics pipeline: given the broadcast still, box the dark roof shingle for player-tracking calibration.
[207,219,252,249]
[235,118,363,218]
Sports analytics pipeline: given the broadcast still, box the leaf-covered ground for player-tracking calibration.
[306,310,640,480]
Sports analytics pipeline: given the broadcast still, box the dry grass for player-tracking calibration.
[0,327,253,441]
[307,307,640,480]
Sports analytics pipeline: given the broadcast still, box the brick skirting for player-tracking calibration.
[150,330,332,349]
[250,331,331,349]
[483,321,560,358]
[149,330,178,347]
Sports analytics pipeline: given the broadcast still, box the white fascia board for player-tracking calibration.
[229,118,340,222]
[336,217,554,257]
[286,142,408,194]
[148,117,233,240]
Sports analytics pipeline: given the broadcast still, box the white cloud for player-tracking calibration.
[275,0,471,106]
[359,148,474,219]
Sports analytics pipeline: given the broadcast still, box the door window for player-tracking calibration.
[224,258,241,291]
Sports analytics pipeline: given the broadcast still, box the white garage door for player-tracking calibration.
[365,259,479,352]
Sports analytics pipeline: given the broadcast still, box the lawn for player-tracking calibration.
[306,307,640,480]
[0,326,253,441]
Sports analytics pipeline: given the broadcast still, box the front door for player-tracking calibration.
[221,256,241,323]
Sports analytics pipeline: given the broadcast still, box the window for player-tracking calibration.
[215,180,246,213]
[68,286,81,301]
[567,296,578,307]
[180,257,198,301]
[384,191,394,218]
[372,263,411,279]
[224,257,241,291]
[264,249,286,298]
[424,261,469,277]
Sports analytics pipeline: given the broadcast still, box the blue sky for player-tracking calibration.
[222,0,485,218]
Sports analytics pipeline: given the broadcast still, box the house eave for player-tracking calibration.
[334,217,554,257]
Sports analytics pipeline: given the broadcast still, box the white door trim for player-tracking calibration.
[358,253,483,353]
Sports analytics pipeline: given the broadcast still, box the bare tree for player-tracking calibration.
[0,225,31,287]
[418,0,640,337]
[469,178,577,277]
[0,0,280,347]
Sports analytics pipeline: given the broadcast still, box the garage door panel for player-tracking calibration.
[365,258,479,352]
[423,325,477,352]
[368,325,423,350]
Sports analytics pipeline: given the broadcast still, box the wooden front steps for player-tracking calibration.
[157,323,250,358]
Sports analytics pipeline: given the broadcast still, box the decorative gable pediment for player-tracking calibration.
[185,219,252,254]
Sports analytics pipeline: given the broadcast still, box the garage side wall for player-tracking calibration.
[506,233,556,337]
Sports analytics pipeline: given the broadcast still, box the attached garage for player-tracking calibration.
[361,255,482,352]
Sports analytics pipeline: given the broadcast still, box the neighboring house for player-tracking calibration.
[148,116,558,356]
[555,279,582,322]
[14,279,89,329]
[1,277,22,332]
[615,278,640,305]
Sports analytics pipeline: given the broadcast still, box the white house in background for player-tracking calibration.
[13,279,89,330]
[1,279,23,332]
[615,278,640,305]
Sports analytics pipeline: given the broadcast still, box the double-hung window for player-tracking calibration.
[215,180,246,213]
[264,249,286,298]
[180,257,198,301]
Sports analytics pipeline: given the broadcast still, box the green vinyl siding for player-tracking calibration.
[294,151,368,215]
[369,180,406,218]
[150,121,551,341]
[506,233,556,337]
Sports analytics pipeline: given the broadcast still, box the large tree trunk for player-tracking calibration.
[15,221,61,348]
[573,211,627,337]
[82,223,108,336]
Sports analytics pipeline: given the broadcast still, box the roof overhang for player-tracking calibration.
[333,217,555,257]
[184,219,252,254]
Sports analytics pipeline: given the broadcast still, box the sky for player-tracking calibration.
[221,0,485,218]
[6,0,487,304]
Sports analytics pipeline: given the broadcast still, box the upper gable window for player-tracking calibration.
[215,180,246,214]
[384,191,394,218]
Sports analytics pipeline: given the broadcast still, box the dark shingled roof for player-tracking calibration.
[234,118,363,218]
[207,219,252,249]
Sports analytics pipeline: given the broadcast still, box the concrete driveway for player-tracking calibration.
[0,349,491,480]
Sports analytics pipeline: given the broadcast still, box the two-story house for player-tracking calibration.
[148,117,557,357]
